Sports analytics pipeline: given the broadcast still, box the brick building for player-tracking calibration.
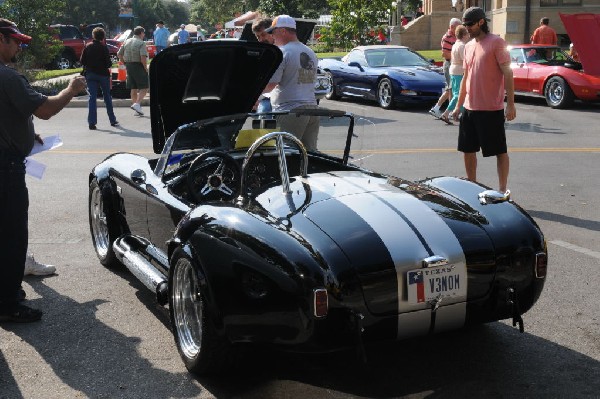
[391,0,600,49]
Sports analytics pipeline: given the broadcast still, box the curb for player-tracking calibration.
[39,73,150,108]
[67,96,150,108]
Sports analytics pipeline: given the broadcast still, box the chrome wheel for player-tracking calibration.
[90,184,109,258]
[324,71,340,100]
[172,259,203,360]
[545,76,574,109]
[377,78,394,109]
[547,81,564,105]
[56,56,72,70]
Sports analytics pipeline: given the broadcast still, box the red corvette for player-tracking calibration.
[508,13,600,109]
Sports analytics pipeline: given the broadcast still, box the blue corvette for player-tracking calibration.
[320,45,446,109]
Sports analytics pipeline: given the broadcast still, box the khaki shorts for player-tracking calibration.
[125,62,149,90]
[276,104,320,152]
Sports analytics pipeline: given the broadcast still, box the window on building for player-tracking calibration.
[540,0,581,6]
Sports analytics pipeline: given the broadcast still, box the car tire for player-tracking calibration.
[544,76,574,109]
[89,178,122,268]
[53,52,74,70]
[169,250,236,375]
[377,77,395,109]
[324,72,340,100]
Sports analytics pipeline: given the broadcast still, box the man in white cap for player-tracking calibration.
[261,15,320,151]
[178,24,189,44]
[429,17,462,119]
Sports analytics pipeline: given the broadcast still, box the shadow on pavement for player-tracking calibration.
[1,280,202,398]
[527,209,600,232]
[199,323,600,398]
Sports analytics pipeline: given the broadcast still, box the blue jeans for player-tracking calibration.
[0,156,28,313]
[86,72,117,126]
[257,97,272,113]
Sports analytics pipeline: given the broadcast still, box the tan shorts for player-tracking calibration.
[276,104,320,152]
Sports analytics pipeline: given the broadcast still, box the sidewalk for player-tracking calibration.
[41,72,150,108]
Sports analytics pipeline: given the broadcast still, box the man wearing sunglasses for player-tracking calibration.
[0,18,86,323]
[450,7,515,195]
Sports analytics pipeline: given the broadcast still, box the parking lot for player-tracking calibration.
[1,96,599,398]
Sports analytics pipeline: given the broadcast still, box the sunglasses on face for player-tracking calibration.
[463,21,478,27]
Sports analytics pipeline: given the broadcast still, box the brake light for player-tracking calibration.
[313,288,328,318]
[535,252,547,278]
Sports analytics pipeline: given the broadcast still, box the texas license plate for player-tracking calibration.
[407,266,462,305]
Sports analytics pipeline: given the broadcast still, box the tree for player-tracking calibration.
[0,0,66,70]
[322,0,390,49]
[257,0,328,19]
[60,0,120,33]
[189,0,238,30]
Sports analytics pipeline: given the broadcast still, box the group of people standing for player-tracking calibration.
[81,20,194,130]
[428,11,579,195]
[430,7,515,195]
[80,24,150,130]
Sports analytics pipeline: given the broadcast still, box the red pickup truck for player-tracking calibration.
[48,24,119,70]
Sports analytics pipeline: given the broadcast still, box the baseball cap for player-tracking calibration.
[157,20,164,25]
[265,15,296,33]
[0,25,32,44]
[180,24,186,28]
[463,7,489,24]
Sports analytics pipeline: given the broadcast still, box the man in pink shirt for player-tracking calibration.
[450,7,515,194]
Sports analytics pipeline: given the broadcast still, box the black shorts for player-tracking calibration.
[457,109,507,157]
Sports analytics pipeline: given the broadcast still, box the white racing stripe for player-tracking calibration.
[319,171,468,338]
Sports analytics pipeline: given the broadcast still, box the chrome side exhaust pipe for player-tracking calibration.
[113,237,168,305]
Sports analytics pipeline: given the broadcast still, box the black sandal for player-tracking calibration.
[18,287,26,302]
[0,304,42,323]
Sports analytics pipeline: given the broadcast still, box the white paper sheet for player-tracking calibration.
[25,157,47,179]
[25,135,63,179]
[29,135,63,156]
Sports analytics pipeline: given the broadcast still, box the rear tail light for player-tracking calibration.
[535,252,547,278]
[313,288,328,318]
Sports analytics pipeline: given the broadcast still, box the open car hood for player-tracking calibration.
[560,13,600,76]
[149,40,282,153]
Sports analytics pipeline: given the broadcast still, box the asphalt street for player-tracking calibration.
[1,95,599,399]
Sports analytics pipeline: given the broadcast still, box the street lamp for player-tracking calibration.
[390,1,398,26]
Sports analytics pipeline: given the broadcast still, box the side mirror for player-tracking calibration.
[348,62,364,71]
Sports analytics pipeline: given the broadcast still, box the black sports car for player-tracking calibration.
[88,40,547,375]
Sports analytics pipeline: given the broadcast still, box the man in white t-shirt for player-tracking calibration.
[261,15,319,151]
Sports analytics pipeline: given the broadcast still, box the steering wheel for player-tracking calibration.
[186,151,241,202]
[240,132,308,196]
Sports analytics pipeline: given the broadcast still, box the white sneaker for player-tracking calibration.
[428,108,442,118]
[24,254,56,276]
[132,103,144,116]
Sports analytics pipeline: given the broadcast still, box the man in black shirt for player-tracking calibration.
[0,18,86,323]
